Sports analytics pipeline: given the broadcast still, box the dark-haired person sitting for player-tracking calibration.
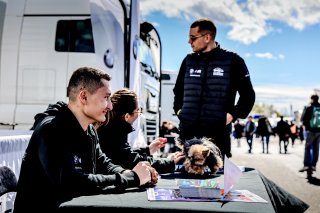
[97,88,184,174]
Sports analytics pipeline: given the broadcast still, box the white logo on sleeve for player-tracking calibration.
[213,67,224,76]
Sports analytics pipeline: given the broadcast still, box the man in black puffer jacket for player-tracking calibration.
[173,18,255,158]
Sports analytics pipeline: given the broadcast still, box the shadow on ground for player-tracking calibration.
[307,176,320,186]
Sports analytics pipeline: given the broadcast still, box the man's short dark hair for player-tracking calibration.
[191,18,217,39]
[311,94,319,102]
[67,66,111,101]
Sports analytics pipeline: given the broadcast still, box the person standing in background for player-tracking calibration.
[256,115,273,154]
[160,120,180,138]
[233,119,244,147]
[299,94,320,173]
[289,121,299,147]
[173,18,255,158]
[244,116,256,153]
[276,116,291,154]
[159,120,181,154]
[298,124,305,143]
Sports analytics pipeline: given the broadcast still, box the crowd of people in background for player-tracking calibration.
[230,114,306,155]
[159,112,309,158]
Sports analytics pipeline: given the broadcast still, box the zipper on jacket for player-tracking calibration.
[87,125,97,174]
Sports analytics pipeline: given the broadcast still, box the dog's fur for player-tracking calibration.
[176,137,223,175]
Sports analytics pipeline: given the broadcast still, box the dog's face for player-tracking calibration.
[181,137,223,175]
[184,144,210,175]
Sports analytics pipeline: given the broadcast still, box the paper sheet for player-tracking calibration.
[223,155,242,196]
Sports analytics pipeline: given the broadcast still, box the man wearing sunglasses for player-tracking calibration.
[173,18,255,159]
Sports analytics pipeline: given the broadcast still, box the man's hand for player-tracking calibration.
[132,161,158,185]
[226,113,233,125]
[148,166,159,185]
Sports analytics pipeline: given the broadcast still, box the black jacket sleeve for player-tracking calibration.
[98,123,175,174]
[173,57,187,115]
[229,55,255,121]
[107,135,175,174]
[150,158,175,174]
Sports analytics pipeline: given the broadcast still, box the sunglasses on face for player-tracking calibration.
[189,34,207,42]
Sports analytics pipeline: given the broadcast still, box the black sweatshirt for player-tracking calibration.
[14,104,140,213]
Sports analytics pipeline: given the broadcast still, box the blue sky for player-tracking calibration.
[139,0,320,115]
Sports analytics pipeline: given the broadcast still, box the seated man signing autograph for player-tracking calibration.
[13,67,158,213]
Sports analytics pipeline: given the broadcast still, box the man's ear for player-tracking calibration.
[79,90,87,104]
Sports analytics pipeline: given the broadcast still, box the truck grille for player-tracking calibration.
[146,118,158,142]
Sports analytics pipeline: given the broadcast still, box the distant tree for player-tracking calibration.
[251,103,277,117]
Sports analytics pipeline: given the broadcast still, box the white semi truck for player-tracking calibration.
[0,0,162,143]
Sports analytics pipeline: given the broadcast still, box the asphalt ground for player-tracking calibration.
[230,135,320,213]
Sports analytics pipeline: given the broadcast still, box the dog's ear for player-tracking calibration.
[202,148,210,158]
[206,150,223,173]
[206,151,217,166]
[175,137,184,151]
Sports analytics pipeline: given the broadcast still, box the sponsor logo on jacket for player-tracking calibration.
[74,155,82,170]
[189,68,201,77]
[213,67,224,76]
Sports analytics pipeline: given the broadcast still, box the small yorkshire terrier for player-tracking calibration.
[176,137,223,175]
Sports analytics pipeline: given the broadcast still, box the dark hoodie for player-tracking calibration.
[30,101,67,130]
[14,102,140,213]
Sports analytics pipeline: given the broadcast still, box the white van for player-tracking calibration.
[0,0,161,142]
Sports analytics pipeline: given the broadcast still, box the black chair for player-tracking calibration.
[0,166,17,213]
